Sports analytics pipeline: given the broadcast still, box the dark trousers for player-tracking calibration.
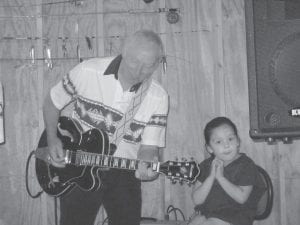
[60,169,141,225]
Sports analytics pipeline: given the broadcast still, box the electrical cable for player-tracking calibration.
[54,197,58,225]
[166,205,176,220]
[25,150,43,199]
[166,204,175,214]
[168,207,186,221]
[101,217,108,225]
[166,204,186,221]
[26,150,59,225]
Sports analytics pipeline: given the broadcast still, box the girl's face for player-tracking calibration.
[207,124,240,166]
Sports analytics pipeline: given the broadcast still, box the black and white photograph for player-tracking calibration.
[0,0,299,225]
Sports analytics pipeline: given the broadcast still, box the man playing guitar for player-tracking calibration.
[42,29,169,225]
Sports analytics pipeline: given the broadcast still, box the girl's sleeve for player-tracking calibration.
[197,159,210,183]
[235,161,257,186]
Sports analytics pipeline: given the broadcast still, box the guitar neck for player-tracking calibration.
[35,147,200,184]
[65,150,160,172]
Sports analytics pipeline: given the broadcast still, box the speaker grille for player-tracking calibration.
[246,0,300,140]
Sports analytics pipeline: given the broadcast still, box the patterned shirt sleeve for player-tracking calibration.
[50,61,86,110]
[141,93,169,147]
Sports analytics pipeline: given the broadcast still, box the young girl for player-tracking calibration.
[189,117,265,225]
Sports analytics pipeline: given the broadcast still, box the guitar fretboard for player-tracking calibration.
[65,150,160,172]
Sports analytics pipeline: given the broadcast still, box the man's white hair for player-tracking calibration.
[122,29,164,58]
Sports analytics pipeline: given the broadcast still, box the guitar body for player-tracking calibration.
[35,116,111,197]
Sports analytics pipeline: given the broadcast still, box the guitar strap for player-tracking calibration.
[110,78,152,150]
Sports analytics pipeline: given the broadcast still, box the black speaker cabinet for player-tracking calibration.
[245,0,300,141]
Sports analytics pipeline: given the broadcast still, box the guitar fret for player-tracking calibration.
[87,154,91,165]
[90,154,95,166]
[101,154,105,166]
[80,154,83,165]
[91,154,96,166]
[108,156,113,167]
[103,155,109,167]
[113,157,119,168]
[84,154,89,165]
[83,154,88,165]
[95,155,100,165]
[120,158,127,168]
[85,153,91,165]
[129,159,136,170]
[75,152,80,165]
[88,154,91,165]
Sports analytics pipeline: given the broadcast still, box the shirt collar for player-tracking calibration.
[103,54,142,92]
[103,54,122,79]
[129,82,142,92]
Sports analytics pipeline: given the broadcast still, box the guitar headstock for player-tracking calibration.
[159,160,200,184]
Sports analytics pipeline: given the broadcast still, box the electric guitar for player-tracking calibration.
[35,116,200,197]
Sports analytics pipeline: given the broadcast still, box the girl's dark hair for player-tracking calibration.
[204,117,238,144]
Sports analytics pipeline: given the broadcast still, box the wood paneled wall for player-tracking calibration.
[0,0,299,225]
